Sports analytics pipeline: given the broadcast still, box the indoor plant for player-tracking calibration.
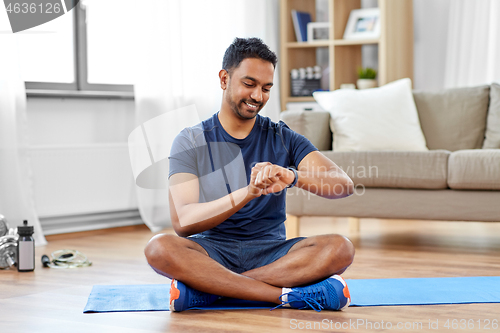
[357,67,378,89]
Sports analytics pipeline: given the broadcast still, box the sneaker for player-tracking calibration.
[274,275,351,312]
[169,279,220,312]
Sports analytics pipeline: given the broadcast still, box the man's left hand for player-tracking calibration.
[251,162,295,195]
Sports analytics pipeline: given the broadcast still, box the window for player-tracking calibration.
[15,9,75,86]
[4,0,135,94]
[85,0,137,86]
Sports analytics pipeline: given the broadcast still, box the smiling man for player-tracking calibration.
[145,37,355,312]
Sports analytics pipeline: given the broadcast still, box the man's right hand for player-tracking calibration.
[247,162,269,198]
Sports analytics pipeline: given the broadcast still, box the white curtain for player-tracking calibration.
[444,0,500,88]
[132,0,281,231]
[0,35,46,246]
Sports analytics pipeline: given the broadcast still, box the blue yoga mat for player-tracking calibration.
[83,276,500,313]
[83,284,275,313]
[347,276,500,306]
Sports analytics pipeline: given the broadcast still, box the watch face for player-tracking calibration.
[0,215,9,237]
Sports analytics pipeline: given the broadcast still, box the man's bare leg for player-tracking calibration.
[145,233,354,303]
[145,234,283,304]
[241,234,355,287]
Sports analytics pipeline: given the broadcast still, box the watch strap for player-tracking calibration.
[286,167,298,188]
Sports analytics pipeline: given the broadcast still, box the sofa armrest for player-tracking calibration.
[280,110,332,151]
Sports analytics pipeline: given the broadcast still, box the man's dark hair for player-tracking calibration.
[222,37,278,75]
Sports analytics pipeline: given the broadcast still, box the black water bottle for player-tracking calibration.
[17,220,35,272]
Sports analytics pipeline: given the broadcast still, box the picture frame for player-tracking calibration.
[343,8,380,40]
[307,22,330,42]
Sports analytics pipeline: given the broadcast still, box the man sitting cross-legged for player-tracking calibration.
[145,37,355,312]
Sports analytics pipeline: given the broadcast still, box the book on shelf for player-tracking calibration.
[291,10,312,42]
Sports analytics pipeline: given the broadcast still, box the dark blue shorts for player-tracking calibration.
[187,236,306,274]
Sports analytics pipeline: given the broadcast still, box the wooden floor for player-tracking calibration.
[1,217,499,333]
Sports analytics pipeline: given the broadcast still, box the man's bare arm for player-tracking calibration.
[296,151,354,199]
[253,151,353,199]
[169,167,270,237]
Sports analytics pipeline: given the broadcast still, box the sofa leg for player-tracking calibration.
[285,214,300,239]
[348,217,360,233]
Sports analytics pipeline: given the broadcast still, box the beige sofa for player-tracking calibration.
[281,84,500,237]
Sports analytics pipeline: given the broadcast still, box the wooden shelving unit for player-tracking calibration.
[279,0,414,109]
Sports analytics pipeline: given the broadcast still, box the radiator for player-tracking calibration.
[29,144,142,234]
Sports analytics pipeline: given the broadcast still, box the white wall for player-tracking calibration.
[413,0,452,91]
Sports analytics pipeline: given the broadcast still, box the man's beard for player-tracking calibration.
[226,87,262,120]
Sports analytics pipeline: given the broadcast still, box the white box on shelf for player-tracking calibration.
[307,22,330,42]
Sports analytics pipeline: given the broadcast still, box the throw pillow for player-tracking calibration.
[413,85,490,151]
[483,83,500,149]
[313,78,428,152]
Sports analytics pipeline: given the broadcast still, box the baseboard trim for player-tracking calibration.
[40,209,144,235]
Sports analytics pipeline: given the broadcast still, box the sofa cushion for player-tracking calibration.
[322,150,450,189]
[448,149,500,190]
[313,78,428,152]
[413,85,490,151]
[483,83,500,149]
[280,110,332,151]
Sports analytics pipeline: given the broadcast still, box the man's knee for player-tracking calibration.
[326,234,355,270]
[144,234,178,268]
[337,235,355,266]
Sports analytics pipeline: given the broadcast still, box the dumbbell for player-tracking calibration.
[0,214,16,237]
[0,214,9,237]
[0,215,18,269]
[0,235,17,269]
